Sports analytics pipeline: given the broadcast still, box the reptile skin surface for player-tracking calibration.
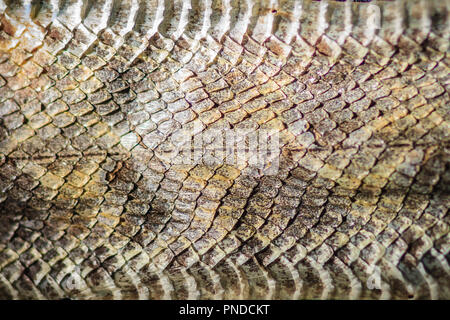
[0,0,449,300]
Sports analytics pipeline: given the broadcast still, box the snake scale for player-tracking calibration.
[0,0,449,300]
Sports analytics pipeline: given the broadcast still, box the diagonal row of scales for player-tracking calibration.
[0,0,448,300]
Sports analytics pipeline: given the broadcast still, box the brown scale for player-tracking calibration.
[0,0,449,300]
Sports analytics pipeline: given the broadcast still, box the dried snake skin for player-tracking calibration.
[0,0,449,300]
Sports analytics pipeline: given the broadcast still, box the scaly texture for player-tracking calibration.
[0,0,449,300]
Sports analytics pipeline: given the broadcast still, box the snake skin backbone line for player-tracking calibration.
[0,0,449,300]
